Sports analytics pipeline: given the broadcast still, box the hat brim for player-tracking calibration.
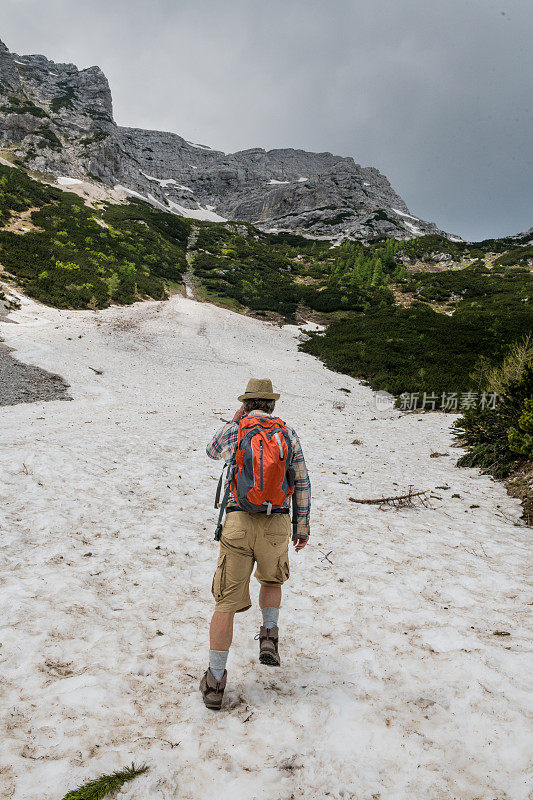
[238,391,280,402]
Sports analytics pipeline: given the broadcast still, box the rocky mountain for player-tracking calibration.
[0,39,453,240]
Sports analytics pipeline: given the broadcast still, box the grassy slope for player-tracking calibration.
[1,165,531,516]
[0,164,188,308]
[1,164,532,399]
[189,219,532,398]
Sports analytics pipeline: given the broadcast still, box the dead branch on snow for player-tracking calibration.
[349,486,432,509]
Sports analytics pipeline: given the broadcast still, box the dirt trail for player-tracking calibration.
[183,225,199,299]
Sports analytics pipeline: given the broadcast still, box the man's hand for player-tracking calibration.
[232,404,245,422]
[293,536,308,552]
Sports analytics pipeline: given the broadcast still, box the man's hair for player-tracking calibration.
[243,398,276,414]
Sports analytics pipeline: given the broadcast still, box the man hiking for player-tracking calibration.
[200,378,311,709]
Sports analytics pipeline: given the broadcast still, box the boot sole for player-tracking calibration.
[259,652,281,666]
[203,700,223,710]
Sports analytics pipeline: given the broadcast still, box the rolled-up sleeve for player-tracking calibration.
[206,421,238,462]
[288,428,311,539]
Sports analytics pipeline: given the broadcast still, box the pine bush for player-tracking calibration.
[508,398,533,458]
[61,763,148,800]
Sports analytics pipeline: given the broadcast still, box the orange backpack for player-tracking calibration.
[213,415,296,541]
[232,415,295,511]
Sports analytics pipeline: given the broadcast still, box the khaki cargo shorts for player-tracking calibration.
[211,510,291,613]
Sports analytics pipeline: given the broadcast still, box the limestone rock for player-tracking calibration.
[0,38,455,241]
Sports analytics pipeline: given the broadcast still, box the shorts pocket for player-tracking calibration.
[277,554,290,583]
[222,514,248,543]
[265,515,290,546]
[222,527,247,541]
[266,536,288,550]
[211,554,226,601]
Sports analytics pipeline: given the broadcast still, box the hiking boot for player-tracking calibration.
[258,625,280,666]
[200,669,227,710]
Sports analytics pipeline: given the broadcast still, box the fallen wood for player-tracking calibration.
[349,486,432,508]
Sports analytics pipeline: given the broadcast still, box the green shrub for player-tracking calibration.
[0,165,187,309]
[60,763,148,800]
[36,124,62,150]
[2,163,532,406]
[0,164,63,223]
[405,265,532,306]
[454,345,533,477]
[0,94,49,117]
[190,226,299,317]
[495,246,533,268]
[301,299,532,398]
[49,82,77,113]
[508,398,533,458]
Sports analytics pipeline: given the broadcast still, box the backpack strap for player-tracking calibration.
[214,461,235,541]
[214,468,225,509]
[291,490,298,541]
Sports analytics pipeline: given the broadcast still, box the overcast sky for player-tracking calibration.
[2,0,532,240]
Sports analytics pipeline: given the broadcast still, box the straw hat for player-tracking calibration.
[238,377,280,402]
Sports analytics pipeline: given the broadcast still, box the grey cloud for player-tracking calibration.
[2,0,532,239]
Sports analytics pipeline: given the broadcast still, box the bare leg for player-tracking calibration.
[259,584,282,609]
[210,610,235,651]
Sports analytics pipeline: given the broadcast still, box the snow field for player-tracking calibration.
[0,294,531,800]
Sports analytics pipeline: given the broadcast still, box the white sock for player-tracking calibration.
[262,606,279,629]
[209,649,228,680]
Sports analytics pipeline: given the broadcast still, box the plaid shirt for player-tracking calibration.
[206,412,311,538]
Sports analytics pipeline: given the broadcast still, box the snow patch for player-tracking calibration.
[186,140,213,151]
[140,171,176,187]
[167,200,226,222]
[114,185,169,212]
[392,207,420,221]
[269,177,308,184]
[299,321,326,333]
[139,172,193,192]
[114,184,148,201]
[57,177,83,186]
[403,220,423,236]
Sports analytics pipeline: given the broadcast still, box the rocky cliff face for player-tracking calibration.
[0,39,450,240]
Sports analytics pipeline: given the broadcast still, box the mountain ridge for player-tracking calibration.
[0,38,455,241]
